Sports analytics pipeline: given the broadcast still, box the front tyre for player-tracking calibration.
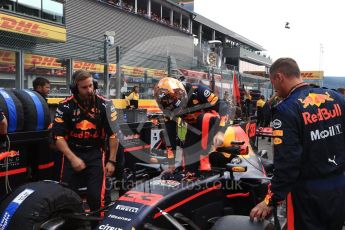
[0,180,87,230]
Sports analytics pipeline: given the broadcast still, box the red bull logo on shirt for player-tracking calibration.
[75,120,97,131]
[302,104,342,125]
[70,120,99,139]
[298,92,334,108]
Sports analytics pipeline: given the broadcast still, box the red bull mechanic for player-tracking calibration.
[250,58,345,229]
[52,70,119,214]
[154,77,229,172]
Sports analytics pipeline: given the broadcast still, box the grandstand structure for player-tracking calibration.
[0,0,272,101]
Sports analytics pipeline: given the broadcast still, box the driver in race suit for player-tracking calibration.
[154,77,229,172]
[52,70,119,214]
[250,58,345,230]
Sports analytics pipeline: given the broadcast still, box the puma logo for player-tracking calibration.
[328,155,338,166]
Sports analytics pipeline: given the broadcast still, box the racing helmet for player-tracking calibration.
[154,77,187,116]
[221,125,249,156]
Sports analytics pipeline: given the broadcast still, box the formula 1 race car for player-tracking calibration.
[0,125,285,230]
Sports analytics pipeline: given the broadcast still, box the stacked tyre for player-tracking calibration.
[12,90,50,131]
[13,90,54,182]
[0,89,27,201]
[0,89,52,200]
[0,89,24,133]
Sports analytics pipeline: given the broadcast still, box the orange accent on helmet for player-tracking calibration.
[154,77,187,115]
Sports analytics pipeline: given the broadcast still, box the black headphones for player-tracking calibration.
[69,70,98,95]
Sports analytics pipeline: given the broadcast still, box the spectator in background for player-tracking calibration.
[223,91,230,102]
[256,95,265,127]
[262,96,272,128]
[33,77,50,102]
[244,90,252,119]
[125,85,139,109]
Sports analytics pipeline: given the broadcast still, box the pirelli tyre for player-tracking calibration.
[0,89,24,132]
[0,180,87,230]
[12,89,50,131]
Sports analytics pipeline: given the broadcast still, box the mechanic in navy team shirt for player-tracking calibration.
[250,58,345,230]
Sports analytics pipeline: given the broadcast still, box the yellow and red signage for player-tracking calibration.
[0,13,66,42]
[179,68,222,80]
[0,50,167,77]
[73,61,116,74]
[300,71,324,80]
[243,71,267,77]
[121,65,167,78]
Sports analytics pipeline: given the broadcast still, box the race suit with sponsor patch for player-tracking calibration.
[52,94,119,212]
[266,84,345,229]
[166,83,229,171]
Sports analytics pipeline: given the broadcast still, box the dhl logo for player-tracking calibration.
[122,66,146,77]
[0,50,14,63]
[300,71,324,80]
[298,92,334,108]
[74,61,116,73]
[0,13,66,41]
[75,120,97,131]
[300,72,313,79]
[0,15,48,37]
[30,55,62,68]
[147,69,168,78]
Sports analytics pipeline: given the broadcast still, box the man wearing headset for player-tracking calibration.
[52,70,119,214]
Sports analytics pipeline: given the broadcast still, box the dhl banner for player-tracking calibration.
[179,68,222,80]
[0,51,167,77]
[0,13,66,42]
[300,71,324,80]
[0,51,116,72]
[121,65,167,78]
[73,61,116,74]
[121,65,146,77]
[243,71,266,77]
